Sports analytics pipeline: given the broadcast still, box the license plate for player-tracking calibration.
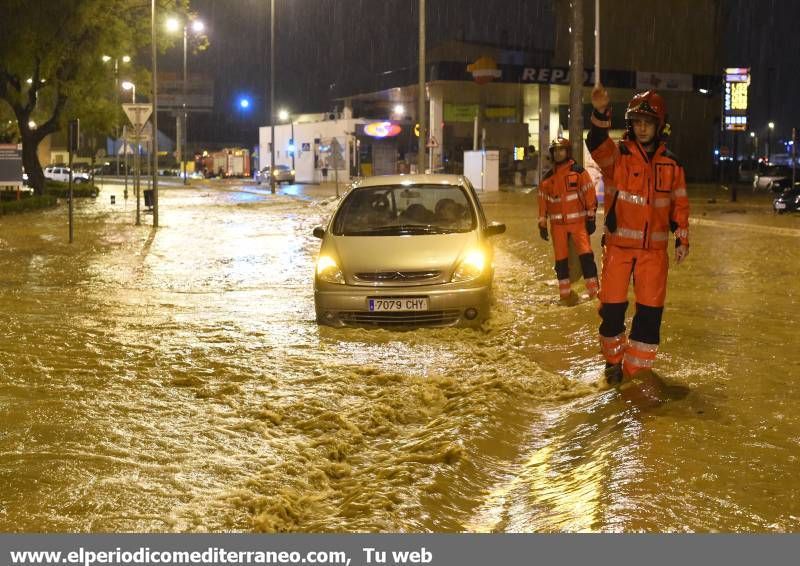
[368,297,429,312]
[775,202,786,209]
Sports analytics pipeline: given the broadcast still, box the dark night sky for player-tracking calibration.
[169,0,800,147]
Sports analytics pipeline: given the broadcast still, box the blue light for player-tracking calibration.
[239,97,251,109]
[714,149,720,156]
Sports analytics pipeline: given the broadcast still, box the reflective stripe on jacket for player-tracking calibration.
[591,137,690,250]
[537,159,597,226]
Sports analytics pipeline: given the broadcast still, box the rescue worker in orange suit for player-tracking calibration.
[586,85,690,385]
[537,137,599,301]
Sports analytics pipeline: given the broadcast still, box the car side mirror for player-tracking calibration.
[484,222,506,237]
[312,226,326,239]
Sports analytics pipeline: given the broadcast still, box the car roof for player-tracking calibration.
[352,173,468,189]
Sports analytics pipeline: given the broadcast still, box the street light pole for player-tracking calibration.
[569,0,584,166]
[270,0,276,194]
[182,22,188,185]
[114,59,120,176]
[417,0,426,174]
[151,0,159,227]
[768,121,775,163]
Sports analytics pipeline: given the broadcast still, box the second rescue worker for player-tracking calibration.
[537,137,599,301]
[587,85,690,385]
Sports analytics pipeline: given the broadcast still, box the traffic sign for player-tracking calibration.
[330,137,345,168]
[426,136,439,148]
[123,123,152,143]
[122,104,153,131]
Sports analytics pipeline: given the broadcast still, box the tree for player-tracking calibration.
[0,0,187,194]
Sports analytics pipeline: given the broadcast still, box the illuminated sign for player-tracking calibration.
[723,67,750,131]
[364,121,402,138]
[467,56,501,84]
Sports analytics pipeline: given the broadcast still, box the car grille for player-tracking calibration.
[353,270,442,283]
[338,309,461,327]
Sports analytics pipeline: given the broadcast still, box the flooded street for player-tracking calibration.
[1,181,799,532]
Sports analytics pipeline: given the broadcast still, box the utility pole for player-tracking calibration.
[417,0,427,174]
[151,0,159,227]
[569,0,584,166]
[114,59,120,176]
[793,127,797,186]
[182,22,188,185]
[269,0,276,194]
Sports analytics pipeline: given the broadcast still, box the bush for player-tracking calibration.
[44,179,100,198]
[0,194,57,215]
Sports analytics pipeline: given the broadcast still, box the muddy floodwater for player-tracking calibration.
[1,181,799,532]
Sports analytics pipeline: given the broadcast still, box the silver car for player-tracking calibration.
[312,174,506,328]
[257,165,295,185]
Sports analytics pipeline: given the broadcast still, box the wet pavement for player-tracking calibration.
[1,180,799,532]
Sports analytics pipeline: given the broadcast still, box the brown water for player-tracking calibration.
[0,182,798,532]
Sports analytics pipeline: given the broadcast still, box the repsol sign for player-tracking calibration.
[431,62,636,89]
[520,67,595,84]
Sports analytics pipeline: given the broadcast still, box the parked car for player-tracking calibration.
[773,185,800,213]
[312,174,506,328]
[753,165,791,191]
[43,166,90,184]
[257,165,295,185]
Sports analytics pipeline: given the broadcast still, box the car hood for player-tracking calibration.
[327,231,480,282]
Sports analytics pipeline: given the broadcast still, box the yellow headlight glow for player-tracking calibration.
[452,249,486,282]
[316,255,345,284]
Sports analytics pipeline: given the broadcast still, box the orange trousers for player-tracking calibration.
[598,246,668,306]
[551,222,592,260]
[598,246,668,376]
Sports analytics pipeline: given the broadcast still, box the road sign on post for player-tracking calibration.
[122,104,153,134]
[330,137,344,198]
[329,137,345,168]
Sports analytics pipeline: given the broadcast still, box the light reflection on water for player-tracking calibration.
[0,186,799,532]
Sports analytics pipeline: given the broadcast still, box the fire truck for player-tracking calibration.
[198,148,251,178]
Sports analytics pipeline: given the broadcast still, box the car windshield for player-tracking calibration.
[275,165,289,171]
[332,184,476,236]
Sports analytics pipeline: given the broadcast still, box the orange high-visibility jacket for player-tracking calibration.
[591,137,690,250]
[537,159,597,227]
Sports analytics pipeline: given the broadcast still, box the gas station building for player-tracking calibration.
[260,0,722,185]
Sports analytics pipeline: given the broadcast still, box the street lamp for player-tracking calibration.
[121,81,136,103]
[750,131,758,160]
[417,0,426,173]
[166,14,205,185]
[768,121,775,162]
[269,0,276,194]
[102,54,131,175]
[279,108,294,170]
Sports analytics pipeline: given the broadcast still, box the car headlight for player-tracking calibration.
[451,249,486,282]
[316,255,345,284]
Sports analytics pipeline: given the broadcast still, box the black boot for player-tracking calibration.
[604,362,623,386]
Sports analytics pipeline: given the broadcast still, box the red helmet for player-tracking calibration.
[549,137,571,157]
[625,90,668,133]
